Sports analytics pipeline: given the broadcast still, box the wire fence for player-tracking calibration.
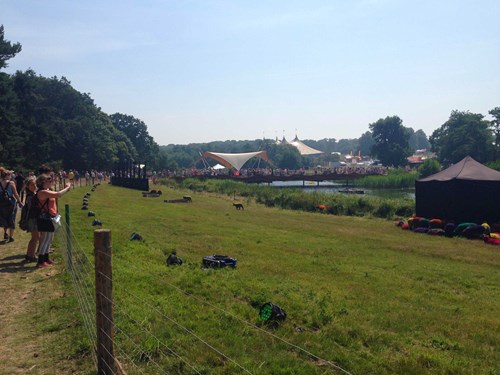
[57,207,354,375]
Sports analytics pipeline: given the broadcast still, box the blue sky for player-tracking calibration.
[2,0,499,145]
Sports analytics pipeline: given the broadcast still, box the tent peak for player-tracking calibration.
[418,155,500,182]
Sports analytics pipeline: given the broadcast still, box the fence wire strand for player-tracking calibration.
[95,271,252,374]
[108,249,353,374]
[58,206,354,375]
[58,223,98,367]
[98,290,202,374]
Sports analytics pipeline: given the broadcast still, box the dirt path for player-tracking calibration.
[0,223,90,374]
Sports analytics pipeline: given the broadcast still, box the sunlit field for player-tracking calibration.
[55,182,499,374]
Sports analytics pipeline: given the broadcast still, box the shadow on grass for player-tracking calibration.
[0,254,36,273]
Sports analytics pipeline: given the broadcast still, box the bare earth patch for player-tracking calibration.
[0,226,91,374]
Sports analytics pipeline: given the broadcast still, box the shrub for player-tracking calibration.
[166,179,414,220]
[418,159,441,179]
[357,169,416,188]
[374,201,395,218]
[395,202,414,217]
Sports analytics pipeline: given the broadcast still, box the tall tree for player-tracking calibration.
[358,131,374,156]
[489,107,500,158]
[369,116,411,166]
[274,144,302,169]
[110,113,159,167]
[0,25,22,70]
[430,110,494,164]
[0,26,22,167]
[336,138,359,155]
[409,129,431,151]
[418,158,441,178]
[3,70,137,170]
[0,72,21,167]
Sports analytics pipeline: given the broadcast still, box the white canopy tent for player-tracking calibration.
[289,136,323,156]
[203,151,269,171]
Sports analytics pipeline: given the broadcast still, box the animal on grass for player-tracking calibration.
[183,196,192,202]
[233,203,244,210]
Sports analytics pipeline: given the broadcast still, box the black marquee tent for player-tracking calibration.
[415,156,500,223]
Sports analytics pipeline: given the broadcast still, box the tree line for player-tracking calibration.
[161,109,500,171]
[0,26,159,173]
[1,25,498,173]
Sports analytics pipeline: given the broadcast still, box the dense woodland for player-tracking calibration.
[1,26,499,173]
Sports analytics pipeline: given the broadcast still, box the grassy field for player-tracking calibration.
[168,178,415,219]
[55,182,499,374]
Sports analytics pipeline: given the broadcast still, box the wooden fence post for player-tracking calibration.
[94,229,116,375]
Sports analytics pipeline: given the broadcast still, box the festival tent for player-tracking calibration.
[415,156,500,223]
[289,135,323,156]
[203,151,269,171]
[276,135,288,145]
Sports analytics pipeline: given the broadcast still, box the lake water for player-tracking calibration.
[270,181,415,200]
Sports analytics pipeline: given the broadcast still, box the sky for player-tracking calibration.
[2,0,500,146]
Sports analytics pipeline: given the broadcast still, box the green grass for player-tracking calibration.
[356,168,417,188]
[57,183,499,374]
[165,178,415,220]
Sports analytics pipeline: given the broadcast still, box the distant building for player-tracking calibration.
[407,149,436,167]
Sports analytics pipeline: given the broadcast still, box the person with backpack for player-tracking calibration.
[35,174,71,267]
[19,176,40,262]
[0,167,23,243]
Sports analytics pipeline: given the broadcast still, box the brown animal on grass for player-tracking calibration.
[233,203,244,210]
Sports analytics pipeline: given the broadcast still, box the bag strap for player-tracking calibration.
[36,193,50,213]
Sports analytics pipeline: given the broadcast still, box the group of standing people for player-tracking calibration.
[0,165,71,267]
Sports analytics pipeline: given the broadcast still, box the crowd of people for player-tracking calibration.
[47,169,109,189]
[155,165,388,179]
[0,165,72,267]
